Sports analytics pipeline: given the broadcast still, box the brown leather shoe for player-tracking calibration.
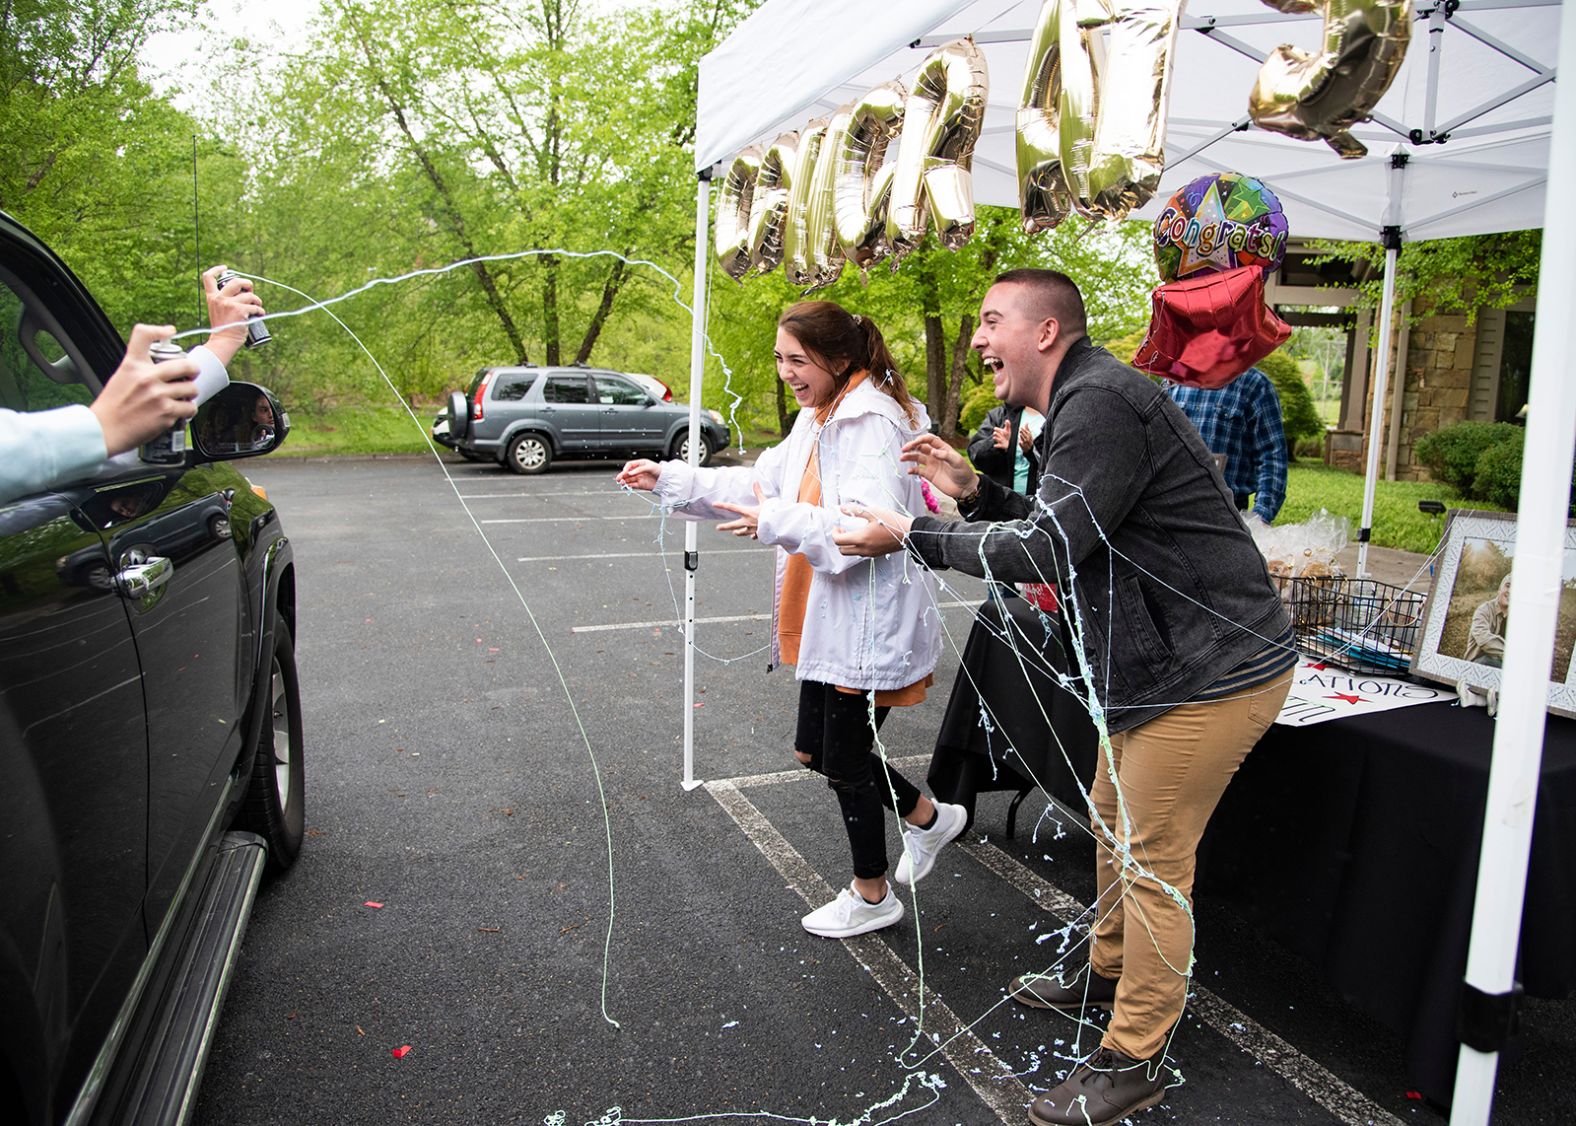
[1008,965,1119,1012]
[1027,1046,1170,1126]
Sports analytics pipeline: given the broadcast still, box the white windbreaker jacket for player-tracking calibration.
[653,378,941,691]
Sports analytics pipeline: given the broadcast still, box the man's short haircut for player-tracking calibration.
[993,268,1088,338]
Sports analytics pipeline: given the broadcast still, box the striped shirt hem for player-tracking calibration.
[1193,624,1297,701]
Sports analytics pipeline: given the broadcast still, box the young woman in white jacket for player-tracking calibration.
[616,300,966,938]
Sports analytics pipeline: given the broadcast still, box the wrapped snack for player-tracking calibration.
[1250,508,1349,584]
[1250,509,1350,627]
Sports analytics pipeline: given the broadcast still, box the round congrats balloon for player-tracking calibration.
[1153,172,1289,285]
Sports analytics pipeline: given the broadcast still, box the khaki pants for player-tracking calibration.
[1088,670,1292,1060]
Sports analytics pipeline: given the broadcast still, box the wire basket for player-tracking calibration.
[1283,575,1426,675]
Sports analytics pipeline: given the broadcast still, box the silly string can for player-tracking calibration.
[139,340,190,465]
[215,269,271,348]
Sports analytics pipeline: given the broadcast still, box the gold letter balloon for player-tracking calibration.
[887,38,989,260]
[1248,0,1411,159]
[714,147,762,281]
[1017,0,1184,233]
[713,0,1415,280]
[833,81,907,270]
[746,133,798,275]
[783,116,846,291]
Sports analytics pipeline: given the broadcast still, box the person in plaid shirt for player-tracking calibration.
[1165,367,1287,523]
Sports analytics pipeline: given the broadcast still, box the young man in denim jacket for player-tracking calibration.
[836,269,1294,1126]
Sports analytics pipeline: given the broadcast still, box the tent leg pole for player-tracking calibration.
[1357,246,1398,578]
[1450,10,1576,1122]
[682,173,711,793]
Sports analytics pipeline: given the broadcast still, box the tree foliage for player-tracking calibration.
[0,0,247,331]
[3,0,1165,433]
[1311,231,1542,322]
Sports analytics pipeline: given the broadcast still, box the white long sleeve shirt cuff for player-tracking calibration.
[190,343,229,404]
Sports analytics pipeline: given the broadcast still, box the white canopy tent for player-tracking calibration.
[686,4,1569,1121]
[696,0,1560,571]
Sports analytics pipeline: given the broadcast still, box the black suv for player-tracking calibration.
[444,364,731,473]
[0,212,303,1124]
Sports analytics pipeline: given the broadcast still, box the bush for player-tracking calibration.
[1414,421,1521,491]
[1256,351,1324,455]
[959,381,1000,435]
[1472,431,1525,509]
[1105,327,1147,365]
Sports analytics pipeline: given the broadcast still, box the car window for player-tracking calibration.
[595,375,648,406]
[493,373,538,402]
[543,375,590,404]
[0,276,93,412]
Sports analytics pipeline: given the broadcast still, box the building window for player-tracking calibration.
[1497,310,1534,423]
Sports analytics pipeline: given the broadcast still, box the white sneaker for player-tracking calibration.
[801,882,904,938]
[893,801,967,886]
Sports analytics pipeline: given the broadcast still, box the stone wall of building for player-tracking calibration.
[1326,306,1479,482]
[1394,311,1477,480]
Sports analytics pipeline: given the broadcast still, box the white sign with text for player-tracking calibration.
[1274,658,1453,727]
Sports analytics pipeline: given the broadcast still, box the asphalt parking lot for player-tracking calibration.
[194,454,1573,1126]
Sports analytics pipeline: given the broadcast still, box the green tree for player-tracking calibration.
[229,0,757,405]
[0,0,248,334]
[1311,231,1541,322]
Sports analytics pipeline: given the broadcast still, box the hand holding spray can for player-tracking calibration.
[139,340,192,465]
[215,269,271,348]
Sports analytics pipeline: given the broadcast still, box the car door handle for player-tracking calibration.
[116,555,173,598]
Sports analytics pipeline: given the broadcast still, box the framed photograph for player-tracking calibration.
[1413,509,1576,718]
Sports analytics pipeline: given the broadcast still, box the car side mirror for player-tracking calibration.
[192,382,289,461]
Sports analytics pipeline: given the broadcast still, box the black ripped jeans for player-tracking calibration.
[795,680,922,879]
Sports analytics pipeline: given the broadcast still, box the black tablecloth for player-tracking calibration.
[926,608,1576,1103]
[1198,701,1576,1104]
[926,596,1098,829]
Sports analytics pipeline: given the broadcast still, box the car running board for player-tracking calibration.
[92,831,268,1126]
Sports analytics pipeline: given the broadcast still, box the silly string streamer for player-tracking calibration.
[170,252,1433,1122]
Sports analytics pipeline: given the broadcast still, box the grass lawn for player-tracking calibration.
[1280,461,1508,554]
[275,404,433,457]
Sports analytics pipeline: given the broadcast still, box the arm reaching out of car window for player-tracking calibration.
[91,324,202,456]
[0,324,203,506]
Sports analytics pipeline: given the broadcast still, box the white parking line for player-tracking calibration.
[516,549,762,563]
[457,491,632,499]
[569,601,979,634]
[955,840,1407,1126]
[480,515,647,524]
[705,780,1030,1126]
[708,761,1408,1126]
[571,611,772,633]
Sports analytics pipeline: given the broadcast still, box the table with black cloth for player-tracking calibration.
[926,607,1576,1105]
[926,595,1099,832]
[1198,701,1576,1105]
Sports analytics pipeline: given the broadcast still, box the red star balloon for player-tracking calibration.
[1131,265,1291,388]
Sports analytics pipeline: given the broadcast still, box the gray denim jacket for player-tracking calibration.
[908,337,1290,733]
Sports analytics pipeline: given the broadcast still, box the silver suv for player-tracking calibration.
[446,365,731,474]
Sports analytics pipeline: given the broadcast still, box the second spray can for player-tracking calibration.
[215,270,271,348]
